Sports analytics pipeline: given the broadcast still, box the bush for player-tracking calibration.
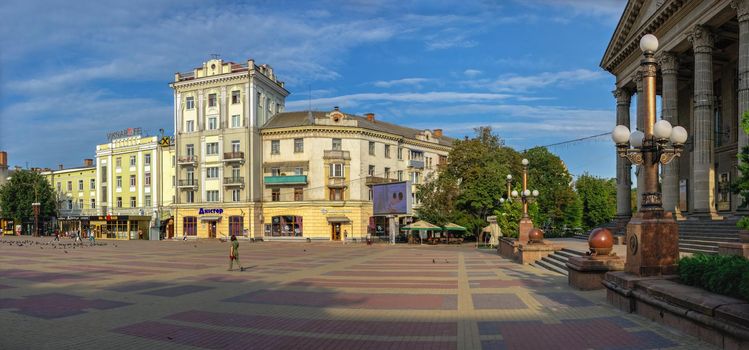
[678,254,749,301]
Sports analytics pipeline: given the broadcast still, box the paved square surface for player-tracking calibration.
[0,236,716,349]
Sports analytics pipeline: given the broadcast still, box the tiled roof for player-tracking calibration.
[263,111,454,147]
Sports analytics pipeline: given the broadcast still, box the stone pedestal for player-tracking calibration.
[625,210,679,276]
[567,255,624,290]
[518,217,533,244]
[517,241,558,264]
[498,238,519,261]
[718,242,749,257]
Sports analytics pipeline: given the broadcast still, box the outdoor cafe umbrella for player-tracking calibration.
[441,222,467,243]
[402,220,440,244]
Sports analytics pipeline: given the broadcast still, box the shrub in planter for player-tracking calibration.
[679,253,749,301]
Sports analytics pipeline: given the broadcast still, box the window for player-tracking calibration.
[208,93,217,107]
[368,165,375,176]
[410,150,424,160]
[294,167,303,176]
[172,156,175,166]
[332,138,342,150]
[369,141,375,155]
[187,169,194,181]
[439,155,448,165]
[397,147,403,160]
[231,90,240,104]
[184,216,197,236]
[130,197,136,208]
[116,176,122,189]
[229,216,243,236]
[186,96,195,110]
[231,140,240,152]
[116,197,122,208]
[206,142,219,155]
[145,153,151,166]
[294,138,304,153]
[330,163,344,177]
[271,168,281,176]
[208,116,218,130]
[207,167,219,179]
[269,215,303,237]
[385,145,391,158]
[172,176,175,187]
[186,191,194,203]
[411,172,421,184]
[206,190,219,202]
[329,188,343,201]
[57,182,61,191]
[271,140,280,154]
[368,189,373,201]
[67,200,72,210]
[145,195,151,207]
[129,175,136,187]
[186,120,195,132]
[267,97,272,116]
[130,155,136,167]
[294,187,303,201]
[272,188,280,201]
[385,167,390,179]
[257,92,263,120]
[90,179,95,190]
[67,181,72,191]
[116,157,121,168]
[90,198,96,209]
[101,166,107,182]
[397,170,403,181]
[145,172,151,186]
[186,144,194,156]
[231,114,241,128]
[78,180,83,191]
[78,199,83,209]
[232,189,240,202]
[232,166,240,179]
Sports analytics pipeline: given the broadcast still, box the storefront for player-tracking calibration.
[89,215,152,240]
[58,216,90,237]
[175,206,252,239]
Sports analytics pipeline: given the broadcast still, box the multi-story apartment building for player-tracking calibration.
[170,58,288,239]
[260,108,452,241]
[41,160,96,235]
[94,130,171,239]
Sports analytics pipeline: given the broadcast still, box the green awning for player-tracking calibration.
[442,222,467,231]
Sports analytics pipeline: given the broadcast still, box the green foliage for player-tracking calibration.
[495,200,523,238]
[738,217,749,230]
[679,254,749,301]
[523,147,582,229]
[0,170,57,223]
[575,173,617,230]
[733,110,749,220]
[416,172,460,227]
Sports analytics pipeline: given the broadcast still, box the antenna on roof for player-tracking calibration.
[210,53,221,59]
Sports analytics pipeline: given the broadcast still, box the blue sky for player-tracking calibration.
[0,0,626,178]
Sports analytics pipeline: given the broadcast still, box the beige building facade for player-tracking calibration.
[603,0,749,221]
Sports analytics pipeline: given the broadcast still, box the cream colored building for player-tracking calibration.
[170,58,288,239]
[41,161,96,235]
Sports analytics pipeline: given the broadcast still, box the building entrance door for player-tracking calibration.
[331,223,341,241]
[208,221,217,238]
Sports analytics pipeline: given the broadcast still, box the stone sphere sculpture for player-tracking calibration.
[528,228,544,243]
[588,227,614,256]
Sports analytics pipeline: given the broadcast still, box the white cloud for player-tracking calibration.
[463,69,606,92]
[372,78,431,88]
[463,69,482,78]
[286,91,514,110]
[517,0,625,23]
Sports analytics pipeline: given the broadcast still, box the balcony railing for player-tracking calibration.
[224,177,245,186]
[408,159,425,169]
[328,177,347,188]
[323,150,351,160]
[177,155,198,165]
[264,175,308,186]
[223,152,245,162]
[177,179,198,188]
[365,176,393,186]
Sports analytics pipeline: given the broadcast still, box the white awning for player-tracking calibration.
[199,216,222,221]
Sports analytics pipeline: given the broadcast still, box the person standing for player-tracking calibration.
[343,229,348,244]
[228,235,244,271]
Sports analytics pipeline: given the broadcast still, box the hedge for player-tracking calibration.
[678,254,749,301]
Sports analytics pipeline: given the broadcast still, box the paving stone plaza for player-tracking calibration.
[0,237,715,350]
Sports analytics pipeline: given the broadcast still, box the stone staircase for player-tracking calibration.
[677,216,741,254]
[533,248,585,275]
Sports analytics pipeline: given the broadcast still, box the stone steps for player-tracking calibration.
[532,248,585,276]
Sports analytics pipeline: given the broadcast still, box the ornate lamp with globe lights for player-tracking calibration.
[512,158,540,243]
[609,33,685,277]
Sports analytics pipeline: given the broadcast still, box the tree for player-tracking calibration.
[575,173,617,230]
[523,147,582,230]
[415,171,460,227]
[0,170,56,225]
[733,110,749,229]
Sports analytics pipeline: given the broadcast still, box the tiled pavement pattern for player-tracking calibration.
[0,237,715,350]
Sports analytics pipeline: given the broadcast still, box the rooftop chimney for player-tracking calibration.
[84,159,94,167]
[365,113,375,122]
[434,129,443,138]
[58,164,64,170]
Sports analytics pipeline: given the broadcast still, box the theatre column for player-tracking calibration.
[733,0,749,212]
[658,52,680,216]
[613,87,632,227]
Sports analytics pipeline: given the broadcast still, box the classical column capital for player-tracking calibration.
[657,52,679,75]
[613,87,632,105]
[633,71,644,92]
[687,25,715,53]
[732,0,749,22]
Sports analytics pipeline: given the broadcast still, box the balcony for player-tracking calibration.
[177,179,198,188]
[365,176,393,186]
[408,159,425,169]
[323,150,350,160]
[224,177,245,187]
[223,152,245,163]
[328,177,347,188]
[264,175,308,186]
[177,155,198,166]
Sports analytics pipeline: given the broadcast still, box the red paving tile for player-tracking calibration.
[225,290,458,310]
[0,293,130,319]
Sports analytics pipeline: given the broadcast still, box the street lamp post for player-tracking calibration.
[512,158,539,243]
[499,174,512,205]
[610,34,687,276]
[31,202,40,237]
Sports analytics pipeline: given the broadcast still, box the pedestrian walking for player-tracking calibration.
[228,235,244,271]
[343,229,348,244]
[54,230,60,241]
